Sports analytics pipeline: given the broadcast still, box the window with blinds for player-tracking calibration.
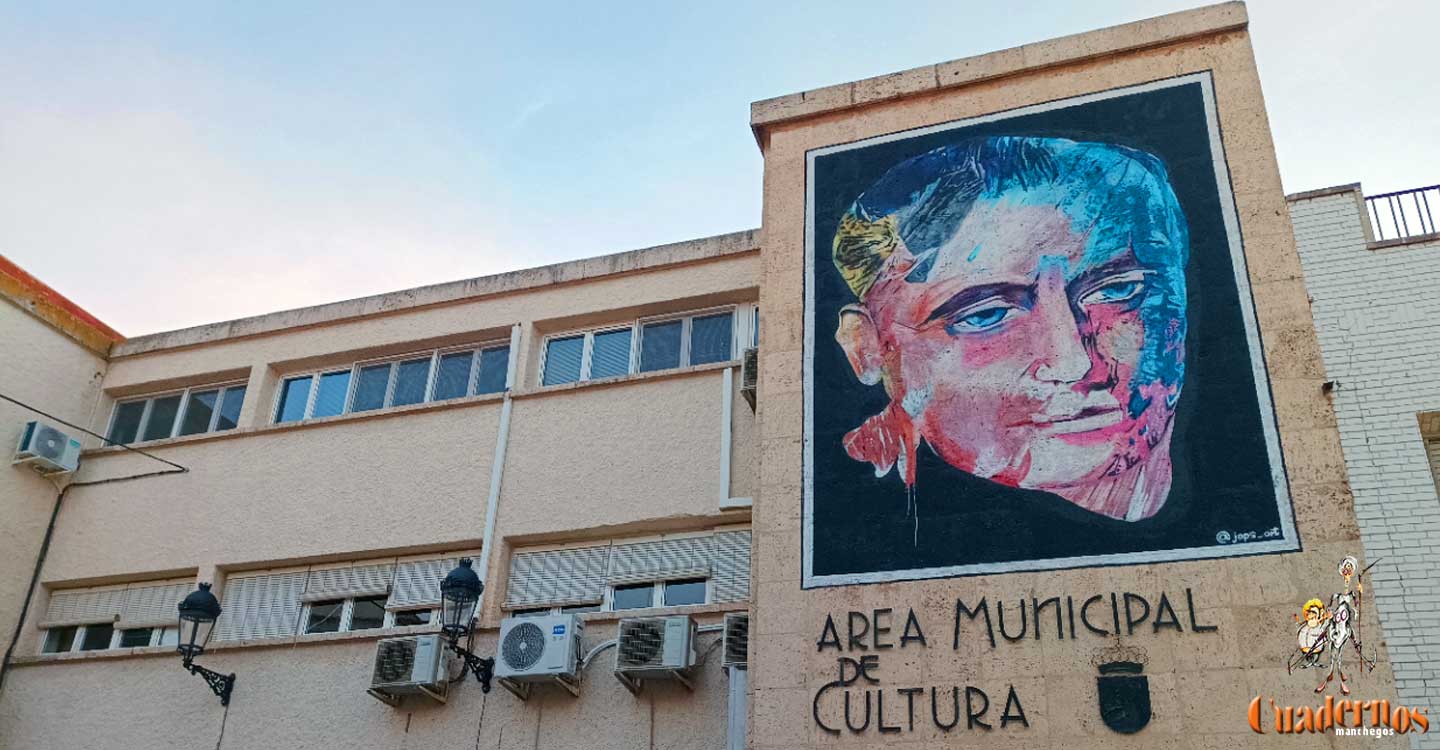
[538,305,759,387]
[213,551,478,642]
[504,529,750,613]
[39,579,192,654]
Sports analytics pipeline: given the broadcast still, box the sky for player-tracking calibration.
[1,0,1435,336]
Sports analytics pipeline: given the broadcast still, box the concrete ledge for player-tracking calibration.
[113,229,760,358]
[749,1,1248,141]
[1285,183,1362,202]
[1369,231,1440,251]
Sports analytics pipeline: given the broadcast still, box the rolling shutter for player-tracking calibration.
[505,546,610,608]
[300,563,394,603]
[214,571,307,642]
[40,587,126,628]
[388,557,463,611]
[607,536,713,585]
[711,530,752,603]
[117,580,194,629]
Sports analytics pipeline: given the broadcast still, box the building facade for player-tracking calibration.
[1290,183,1440,745]
[1,232,762,749]
[0,3,1427,749]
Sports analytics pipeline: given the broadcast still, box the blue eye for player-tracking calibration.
[947,305,1016,334]
[1080,278,1145,307]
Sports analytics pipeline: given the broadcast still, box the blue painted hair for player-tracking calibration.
[832,136,1189,302]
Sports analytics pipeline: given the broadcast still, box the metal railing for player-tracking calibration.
[1365,185,1439,242]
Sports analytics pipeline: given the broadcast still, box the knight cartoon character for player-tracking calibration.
[1287,556,1380,694]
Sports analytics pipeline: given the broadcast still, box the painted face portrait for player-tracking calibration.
[832,137,1189,521]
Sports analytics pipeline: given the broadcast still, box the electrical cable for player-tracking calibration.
[0,391,188,472]
[0,391,190,694]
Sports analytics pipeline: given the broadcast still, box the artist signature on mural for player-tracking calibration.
[1214,527,1281,545]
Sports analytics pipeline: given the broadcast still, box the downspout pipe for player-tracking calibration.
[477,323,522,604]
[0,483,67,693]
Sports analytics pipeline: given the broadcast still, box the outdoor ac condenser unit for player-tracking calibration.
[740,347,758,411]
[614,615,697,693]
[13,420,82,475]
[722,612,749,669]
[368,634,447,706]
[495,614,583,683]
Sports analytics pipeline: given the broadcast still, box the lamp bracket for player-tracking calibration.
[448,642,495,693]
[186,661,236,706]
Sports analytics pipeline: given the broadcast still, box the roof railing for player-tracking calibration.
[1365,185,1439,242]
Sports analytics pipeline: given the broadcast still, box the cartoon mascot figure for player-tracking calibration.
[1292,598,1328,670]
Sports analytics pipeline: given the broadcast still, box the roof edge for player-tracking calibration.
[0,255,123,357]
[749,1,1248,144]
[113,228,761,358]
[1285,183,1363,202]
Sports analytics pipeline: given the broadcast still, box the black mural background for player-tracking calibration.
[807,79,1295,580]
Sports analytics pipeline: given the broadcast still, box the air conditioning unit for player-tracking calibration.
[740,347,758,412]
[367,634,447,706]
[722,612,749,669]
[494,614,583,698]
[615,615,697,694]
[13,421,82,475]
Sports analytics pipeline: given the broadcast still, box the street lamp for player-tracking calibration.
[438,558,494,692]
[176,582,236,706]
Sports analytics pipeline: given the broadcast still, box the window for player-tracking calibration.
[541,305,756,386]
[79,623,114,651]
[541,335,585,385]
[118,628,154,648]
[663,578,707,607]
[42,626,77,654]
[350,596,387,631]
[305,600,345,634]
[391,609,432,627]
[304,593,436,634]
[312,371,352,418]
[107,383,247,445]
[275,344,510,423]
[505,530,751,615]
[216,553,472,642]
[611,583,656,611]
[41,623,178,654]
[39,579,192,655]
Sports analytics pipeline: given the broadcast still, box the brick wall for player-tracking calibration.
[1290,185,1440,746]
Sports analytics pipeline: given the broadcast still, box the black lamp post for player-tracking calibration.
[176,582,236,706]
[439,558,494,692]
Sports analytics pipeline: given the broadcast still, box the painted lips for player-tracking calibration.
[1026,405,1124,435]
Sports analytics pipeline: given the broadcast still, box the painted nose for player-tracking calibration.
[1031,296,1093,384]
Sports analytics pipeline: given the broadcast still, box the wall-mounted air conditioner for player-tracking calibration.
[722,612,748,669]
[615,615,697,694]
[13,421,82,475]
[740,348,758,412]
[495,614,583,699]
[368,634,447,706]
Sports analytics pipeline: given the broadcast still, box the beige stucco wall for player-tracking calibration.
[0,616,735,750]
[748,3,1405,749]
[0,298,107,669]
[0,239,757,748]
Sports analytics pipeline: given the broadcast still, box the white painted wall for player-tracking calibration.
[1290,185,1440,746]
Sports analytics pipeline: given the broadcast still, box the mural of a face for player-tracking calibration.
[833,137,1189,521]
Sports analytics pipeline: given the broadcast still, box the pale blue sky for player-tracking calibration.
[2,0,1434,334]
